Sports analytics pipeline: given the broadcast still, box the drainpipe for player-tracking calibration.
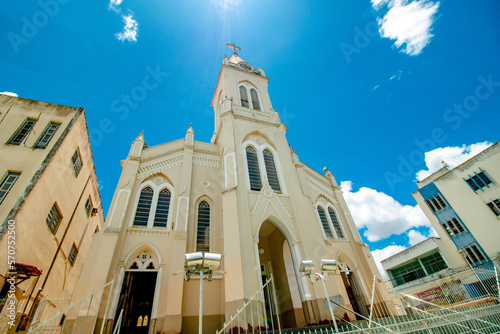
[29,174,92,316]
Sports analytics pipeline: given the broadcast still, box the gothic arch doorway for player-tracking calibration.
[257,221,304,329]
[115,250,158,334]
[337,253,368,320]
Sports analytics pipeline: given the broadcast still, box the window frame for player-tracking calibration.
[196,200,211,252]
[462,243,488,266]
[71,147,83,177]
[262,148,281,193]
[464,170,494,193]
[68,243,78,266]
[316,202,346,240]
[245,145,262,191]
[0,171,21,205]
[34,122,61,149]
[129,180,175,229]
[237,83,262,111]
[84,196,93,217]
[7,118,37,145]
[46,203,63,234]
[486,199,500,216]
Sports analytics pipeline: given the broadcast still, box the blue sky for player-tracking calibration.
[1,0,499,274]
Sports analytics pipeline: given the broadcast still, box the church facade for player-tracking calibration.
[72,47,389,334]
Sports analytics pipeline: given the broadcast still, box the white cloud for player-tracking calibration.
[1,91,18,97]
[407,229,427,245]
[341,181,431,242]
[375,0,439,55]
[389,70,403,81]
[415,141,493,181]
[116,13,138,42]
[371,245,407,279]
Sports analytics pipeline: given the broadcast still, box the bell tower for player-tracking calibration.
[211,43,280,143]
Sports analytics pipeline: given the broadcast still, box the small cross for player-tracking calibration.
[225,42,241,54]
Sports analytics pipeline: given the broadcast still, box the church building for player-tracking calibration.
[72,45,389,334]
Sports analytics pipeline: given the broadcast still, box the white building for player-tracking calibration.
[412,142,500,270]
[71,46,393,334]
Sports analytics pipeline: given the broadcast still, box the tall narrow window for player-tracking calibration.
[317,206,333,238]
[196,201,210,252]
[263,149,281,192]
[250,89,260,110]
[0,172,20,205]
[84,196,93,217]
[68,243,78,266]
[46,203,62,234]
[8,118,36,145]
[328,207,344,238]
[246,146,262,191]
[34,122,60,149]
[239,86,249,108]
[153,188,171,227]
[133,187,153,226]
[71,148,83,176]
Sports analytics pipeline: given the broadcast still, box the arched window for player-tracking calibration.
[263,149,281,192]
[250,89,260,110]
[133,187,153,226]
[239,86,249,108]
[154,188,171,227]
[328,207,344,238]
[317,206,334,238]
[246,146,262,191]
[196,201,210,252]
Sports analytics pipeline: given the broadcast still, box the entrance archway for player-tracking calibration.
[337,254,368,320]
[257,221,303,329]
[115,250,159,334]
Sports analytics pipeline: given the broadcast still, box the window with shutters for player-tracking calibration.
[34,122,60,149]
[68,243,78,266]
[328,207,344,238]
[133,187,153,226]
[84,196,92,217]
[465,171,493,192]
[263,149,281,192]
[71,148,83,177]
[487,199,500,216]
[239,86,249,108]
[246,146,262,191]
[0,172,20,205]
[250,88,261,110]
[463,244,488,266]
[8,118,36,145]
[196,201,210,252]
[153,188,171,227]
[46,203,62,234]
[317,206,333,238]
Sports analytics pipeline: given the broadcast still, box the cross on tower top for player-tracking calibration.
[225,42,241,54]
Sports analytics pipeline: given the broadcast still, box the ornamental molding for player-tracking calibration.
[306,177,337,204]
[137,154,183,180]
[235,120,278,131]
[126,228,170,237]
[234,106,274,119]
[193,155,220,168]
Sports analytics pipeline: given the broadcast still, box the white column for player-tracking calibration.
[151,267,163,318]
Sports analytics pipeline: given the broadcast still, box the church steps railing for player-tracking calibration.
[217,275,281,334]
[26,276,115,334]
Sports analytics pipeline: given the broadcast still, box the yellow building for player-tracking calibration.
[72,47,390,334]
[0,95,105,331]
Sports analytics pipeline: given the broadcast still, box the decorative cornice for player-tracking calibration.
[234,120,279,131]
[234,106,274,119]
[126,228,170,237]
[306,177,337,204]
[193,155,220,168]
[137,154,183,180]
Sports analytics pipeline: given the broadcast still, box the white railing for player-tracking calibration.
[27,277,115,334]
[217,275,281,334]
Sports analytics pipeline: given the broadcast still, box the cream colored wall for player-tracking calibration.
[0,98,104,318]
[433,144,500,257]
